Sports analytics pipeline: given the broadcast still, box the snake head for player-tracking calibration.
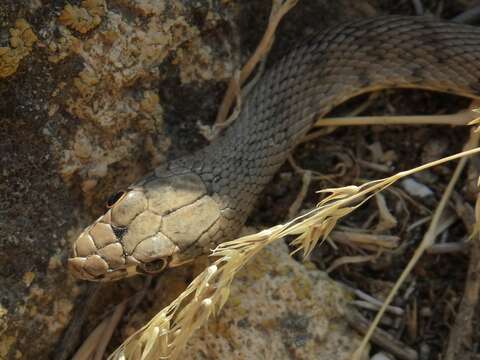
[68,167,222,281]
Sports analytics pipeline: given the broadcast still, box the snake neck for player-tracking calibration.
[185,16,480,227]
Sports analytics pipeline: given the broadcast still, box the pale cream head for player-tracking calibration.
[68,171,221,281]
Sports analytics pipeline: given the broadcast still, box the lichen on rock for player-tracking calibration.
[181,242,362,359]
[59,0,106,34]
[50,3,235,207]
[0,19,37,78]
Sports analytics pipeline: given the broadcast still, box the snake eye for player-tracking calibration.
[106,191,126,208]
[138,258,168,275]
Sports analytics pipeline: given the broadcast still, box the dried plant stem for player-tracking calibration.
[93,301,127,360]
[316,111,476,128]
[444,150,480,359]
[215,0,298,125]
[298,92,380,145]
[72,300,128,360]
[444,226,480,358]
[346,309,418,360]
[287,170,312,219]
[73,317,109,360]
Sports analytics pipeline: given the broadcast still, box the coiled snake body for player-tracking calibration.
[69,16,480,281]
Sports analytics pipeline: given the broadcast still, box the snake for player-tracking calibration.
[68,15,480,281]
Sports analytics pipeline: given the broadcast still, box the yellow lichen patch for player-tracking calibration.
[48,254,63,270]
[52,2,235,202]
[0,335,16,360]
[0,19,37,78]
[0,305,7,333]
[290,276,313,300]
[59,0,106,34]
[140,91,160,114]
[0,306,13,356]
[24,285,75,335]
[47,28,79,64]
[73,67,100,100]
[58,14,195,183]
[22,272,35,287]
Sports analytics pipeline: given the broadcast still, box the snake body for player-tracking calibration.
[69,16,480,281]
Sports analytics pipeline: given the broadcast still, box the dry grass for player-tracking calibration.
[199,0,299,140]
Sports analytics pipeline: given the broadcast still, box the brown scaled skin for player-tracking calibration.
[69,16,480,281]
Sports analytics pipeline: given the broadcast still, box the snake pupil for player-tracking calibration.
[106,191,126,208]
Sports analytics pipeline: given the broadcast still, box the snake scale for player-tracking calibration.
[68,16,480,281]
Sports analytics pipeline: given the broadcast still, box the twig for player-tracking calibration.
[54,284,100,360]
[353,300,401,315]
[198,70,242,140]
[444,156,480,359]
[352,288,404,316]
[346,308,418,360]
[375,193,398,233]
[315,111,476,128]
[330,231,399,250]
[72,300,128,360]
[287,154,345,183]
[93,300,128,360]
[452,191,476,234]
[405,299,418,342]
[426,241,468,254]
[287,170,311,219]
[357,159,392,173]
[326,254,378,273]
[214,0,298,126]
[72,317,110,360]
[411,0,424,15]
[452,5,480,24]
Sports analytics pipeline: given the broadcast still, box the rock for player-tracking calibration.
[0,1,239,358]
[371,352,394,360]
[182,241,363,360]
[400,178,434,198]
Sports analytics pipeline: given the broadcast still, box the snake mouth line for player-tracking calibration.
[68,256,171,281]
